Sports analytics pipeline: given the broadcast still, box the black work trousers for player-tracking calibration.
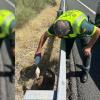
[0,39,3,48]
[65,36,91,72]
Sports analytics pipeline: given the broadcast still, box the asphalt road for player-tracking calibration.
[80,0,99,11]
[0,0,15,100]
[66,0,100,22]
[0,0,15,12]
[66,0,100,100]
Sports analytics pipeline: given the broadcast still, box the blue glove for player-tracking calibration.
[34,53,41,65]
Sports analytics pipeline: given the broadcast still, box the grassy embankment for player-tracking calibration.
[16,0,53,28]
[16,0,60,99]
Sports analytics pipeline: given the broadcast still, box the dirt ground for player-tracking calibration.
[16,0,61,100]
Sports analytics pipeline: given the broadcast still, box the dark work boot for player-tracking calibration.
[81,70,88,83]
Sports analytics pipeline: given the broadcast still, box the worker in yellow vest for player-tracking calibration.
[0,10,15,59]
[34,10,100,83]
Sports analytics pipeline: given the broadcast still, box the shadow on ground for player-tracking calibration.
[90,38,100,90]
[0,65,14,83]
[66,70,82,79]
[90,6,100,90]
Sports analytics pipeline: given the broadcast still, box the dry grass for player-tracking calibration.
[16,0,60,99]
[16,0,54,28]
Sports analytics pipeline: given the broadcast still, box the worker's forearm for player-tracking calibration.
[36,33,48,53]
[87,33,99,48]
[87,27,100,48]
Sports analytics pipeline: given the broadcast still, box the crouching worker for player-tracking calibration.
[34,10,100,83]
[0,10,15,65]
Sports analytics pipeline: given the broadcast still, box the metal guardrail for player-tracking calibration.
[24,90,55,100]
[24,0,67,100]
[56,39,66,100]
[56,0,66,100]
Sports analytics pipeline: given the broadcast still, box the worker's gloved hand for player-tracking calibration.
[34,52,41,65]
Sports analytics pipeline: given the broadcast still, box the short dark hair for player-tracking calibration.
[53,20,70,36]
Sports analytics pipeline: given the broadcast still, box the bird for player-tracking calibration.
[35,67,40,79]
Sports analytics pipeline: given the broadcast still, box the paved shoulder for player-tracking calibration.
[0,0,15,12]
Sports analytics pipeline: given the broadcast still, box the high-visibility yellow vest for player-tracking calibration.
[0,10,15,38]
[48,10,88,38]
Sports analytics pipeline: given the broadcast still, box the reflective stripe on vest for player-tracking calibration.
[2,14,15,35]
[73,13,88,35]
[0,10,15,38]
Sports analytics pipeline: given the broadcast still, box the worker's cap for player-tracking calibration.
[9,20,16,34]
[53,20,70,37]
